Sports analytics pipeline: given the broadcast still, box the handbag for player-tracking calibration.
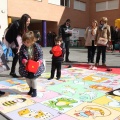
[25,60,39,73]
[97,37,108,46]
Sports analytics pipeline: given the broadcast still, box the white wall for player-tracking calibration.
[0,0,8,41]
[48,0,60,5]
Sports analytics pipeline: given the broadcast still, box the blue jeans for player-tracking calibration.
[5,47,10,60]
[62,40,70,61]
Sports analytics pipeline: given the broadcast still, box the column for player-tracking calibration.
[42,20,47,47]
[8,17,12,24]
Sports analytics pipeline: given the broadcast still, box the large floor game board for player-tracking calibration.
[0,67,120,120]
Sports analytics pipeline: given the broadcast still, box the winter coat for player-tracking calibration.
[84,27,97,46]
[19,43,45,78]
[5,20,20,47]
[59,24,72,41]
[95,24,111,46]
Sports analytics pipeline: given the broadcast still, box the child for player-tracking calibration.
[19,31,45,97]
[0,44,10,96]
[48,36,65,80]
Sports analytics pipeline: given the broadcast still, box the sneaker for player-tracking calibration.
[10,73,19,78]
[95,63,99,66]
[48,77,53,80]
[68,65,72,68]
[56,77,60,80]
[0,91,5,96]
[65,59,71,62]
[102,63,106,66]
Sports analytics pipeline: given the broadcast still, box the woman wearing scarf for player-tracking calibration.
[95,17,111,66]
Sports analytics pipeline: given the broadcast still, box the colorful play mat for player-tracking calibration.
[0,66,120,120]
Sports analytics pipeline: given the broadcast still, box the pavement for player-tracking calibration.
[0,47,120,120]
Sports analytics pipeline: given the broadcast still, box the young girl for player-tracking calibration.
[19,31,45,97]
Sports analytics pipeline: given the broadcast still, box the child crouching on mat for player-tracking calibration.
[19,31,45,97]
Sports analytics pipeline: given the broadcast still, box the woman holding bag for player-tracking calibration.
[5,14,31,78]
[95,17,111,66]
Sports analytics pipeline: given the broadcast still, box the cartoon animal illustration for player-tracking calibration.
[79,91,97,101]
[18,84,29,91]
[74,105,111,119]
[45,97,78,110]
[74,107,104,118]
[106,96,120,107]
[18,108,53,119]
[6,80,20,85]
[62,85,76,95]
[2,98,26,106]
[83,75,108,82]
[90,85,113,91]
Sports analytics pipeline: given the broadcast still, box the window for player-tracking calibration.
[48,0,70,7]
[96,0,119,12]
[74,0,86,11]
[60,0,70,7]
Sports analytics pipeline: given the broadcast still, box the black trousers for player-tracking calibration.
[87,46,96,63]
[50,60,62,78]
[96,46,106,64]
[112,41,115,51]
[10,48,19,73]
[87,40,96,63]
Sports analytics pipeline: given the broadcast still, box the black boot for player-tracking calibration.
[27,87,33,95]
[65,52,70,62]
[48,77,53,80]
[32,89,37,97]
[0,91,5,96]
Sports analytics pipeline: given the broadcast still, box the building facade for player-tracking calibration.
[0,0,120,46]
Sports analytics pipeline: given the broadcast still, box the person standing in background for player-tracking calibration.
[95,17,111,66]
[59,19,72,62]
[5,14,31,78]
[84,20,98,63]
[110,26,118,52]
[47,31,53,47]
[116,27,120,52]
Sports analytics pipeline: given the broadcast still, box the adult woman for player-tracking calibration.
[95,17,111,66]
[5,14,31,77]
[84,20,98,63]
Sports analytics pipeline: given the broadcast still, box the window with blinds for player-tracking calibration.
[96,0,119,12]
[74,0,86,11]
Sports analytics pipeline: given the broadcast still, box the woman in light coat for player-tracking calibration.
[95,17,111,66]
[84,20,98,63]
